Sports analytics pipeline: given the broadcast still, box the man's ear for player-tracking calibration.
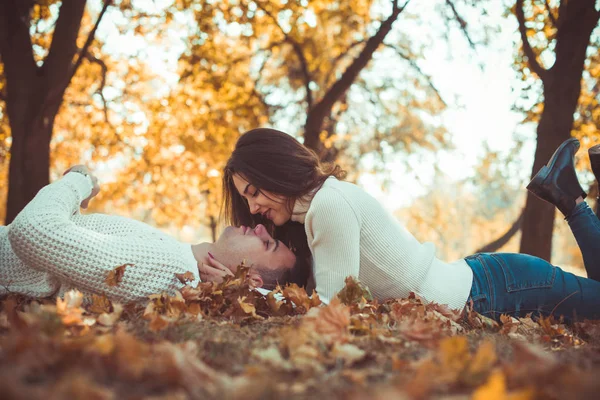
[249,271,263,288]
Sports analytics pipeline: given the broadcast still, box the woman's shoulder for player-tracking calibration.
[310,178,364,211]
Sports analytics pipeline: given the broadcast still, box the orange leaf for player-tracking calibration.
[88,294,112,314]
[149,315,170,332]
[106,264,133,287]
[175,271,195,284]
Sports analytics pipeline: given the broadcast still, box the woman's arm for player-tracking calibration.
[306,188,361,303]
[8,172,199,302]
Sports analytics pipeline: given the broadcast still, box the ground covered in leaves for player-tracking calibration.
[2,267,600,399]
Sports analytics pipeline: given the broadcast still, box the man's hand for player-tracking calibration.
[199,256,234,283]
[63,165,100,209]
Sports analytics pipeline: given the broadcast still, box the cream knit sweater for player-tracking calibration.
[0,172,200,302]
[292,177,473,310]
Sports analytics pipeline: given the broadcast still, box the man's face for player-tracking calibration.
[212,224,296,280]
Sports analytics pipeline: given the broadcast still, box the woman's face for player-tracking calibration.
[232,174,292,226]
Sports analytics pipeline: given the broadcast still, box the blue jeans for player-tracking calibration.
[465,202,600,322]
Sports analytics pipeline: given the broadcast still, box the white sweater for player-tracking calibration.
[0,172,200,302]
[292,177,473,310]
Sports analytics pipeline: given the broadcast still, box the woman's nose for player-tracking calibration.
[248,200,261,214]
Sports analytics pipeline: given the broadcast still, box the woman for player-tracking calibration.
[221,128,600,322]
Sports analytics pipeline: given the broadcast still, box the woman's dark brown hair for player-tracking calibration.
[222,128,345,287]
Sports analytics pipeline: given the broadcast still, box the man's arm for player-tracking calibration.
[8,172,199,302]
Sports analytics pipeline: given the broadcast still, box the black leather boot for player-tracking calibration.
[526,138,587,217]
[589,144,600,217]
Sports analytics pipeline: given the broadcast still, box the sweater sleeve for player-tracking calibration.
[306,188,361,304]
[8,172,199,302]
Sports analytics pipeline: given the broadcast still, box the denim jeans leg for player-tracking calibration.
[465,253,600,323]
[566,201,600,282]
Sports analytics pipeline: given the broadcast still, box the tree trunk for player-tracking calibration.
[0,0,95,223]
[5,89,61,223]
[518,0,599,260]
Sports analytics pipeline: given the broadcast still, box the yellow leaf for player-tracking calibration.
[473,370,534,400]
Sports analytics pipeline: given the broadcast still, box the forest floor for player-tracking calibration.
[1,268,600,400]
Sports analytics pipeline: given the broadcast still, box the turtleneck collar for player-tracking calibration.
[291,176,336,224]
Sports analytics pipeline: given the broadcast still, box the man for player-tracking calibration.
[0,165,296,303]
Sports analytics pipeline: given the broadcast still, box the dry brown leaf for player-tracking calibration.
[252,346,293,370]
[149,315,170,332]
[337,276,373,304]
[175,271,195,284]
[106,264,133,287]
[237,296,259,318]
[331,343,366,366]
[88,294,112,314]
[97,303,123,327]
[304,297,350,343]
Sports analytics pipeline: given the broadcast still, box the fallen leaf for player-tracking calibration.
[175,271,195,284]
[252,346,293,370]
[148,314,170,332]
[331,343,366,366]
[106,264,133,287]
[472,369,534,400]
[97,303,124,327]
[88,294,112,314]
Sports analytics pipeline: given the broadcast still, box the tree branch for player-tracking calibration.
[475,210,524,253]
[254,1,313,110]
[324,39,365,88]
[384,43,446,107]
[68,0,113,86]
[516,0,548,80]
[43,0,87,84]
[0,1,38,85]
[304,0,411,151]
[85,54,110,123]
[544,0,558,28]
[444,0,476,49]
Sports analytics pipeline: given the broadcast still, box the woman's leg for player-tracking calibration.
[566,201,600,281]
[465,253,600,323]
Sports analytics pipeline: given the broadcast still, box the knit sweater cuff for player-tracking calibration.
[63,172,94,201]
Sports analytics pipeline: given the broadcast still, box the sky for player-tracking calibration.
[94,0,536,236]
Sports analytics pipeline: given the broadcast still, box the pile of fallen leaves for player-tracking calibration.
[2,269,600,399]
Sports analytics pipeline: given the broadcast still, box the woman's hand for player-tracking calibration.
[199,255,234,283]
[63,165,100,209]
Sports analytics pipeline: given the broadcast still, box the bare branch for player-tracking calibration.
[544,0,558,28]
[324,40,366,87]
[516,0,548,80]
[304,0,411,151]
[384,43,446,107]
[68,0,113,85]
[476,210,524,253]
[254,1,314,110]
[444,0,476,49]
[85,54,109,123]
